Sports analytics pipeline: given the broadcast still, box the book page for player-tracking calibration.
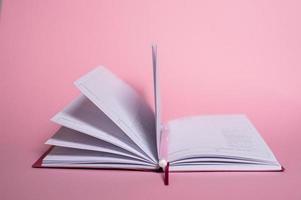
[74,67,158,162]
[167,115,280,165]
[152,45,163,158]
[46,127,151,162]
[51,95,150,161]
[43,146,156,169]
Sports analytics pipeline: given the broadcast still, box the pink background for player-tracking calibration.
[1,0,301,199]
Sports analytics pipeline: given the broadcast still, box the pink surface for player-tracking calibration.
[1,0,301,199]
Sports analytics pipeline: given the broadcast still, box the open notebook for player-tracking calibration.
[33,46,282,185]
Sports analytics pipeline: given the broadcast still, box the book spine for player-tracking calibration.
[159,125,169,185]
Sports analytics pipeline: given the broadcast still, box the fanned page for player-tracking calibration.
[41,66,160,169]
[43,146,155,170]
[43,94,157,169]
[46,127,150,162]
[152,45,162,158]
[74,67,158,163]
[51,95,151,162]
[167,115,282,171]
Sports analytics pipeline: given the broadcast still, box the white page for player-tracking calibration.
[42,163,156,170]
[51,95,152,162]
[167,115,281,166]
[74,67,157,162]
[152,45,162,158]
[171,157,271,165]
[43,146,156,167]
[169,164,282,171]
[46,127,151,162]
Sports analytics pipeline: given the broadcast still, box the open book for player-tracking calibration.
[33,46,282,184]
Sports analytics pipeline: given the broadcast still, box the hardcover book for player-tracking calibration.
[33,46,282,185]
